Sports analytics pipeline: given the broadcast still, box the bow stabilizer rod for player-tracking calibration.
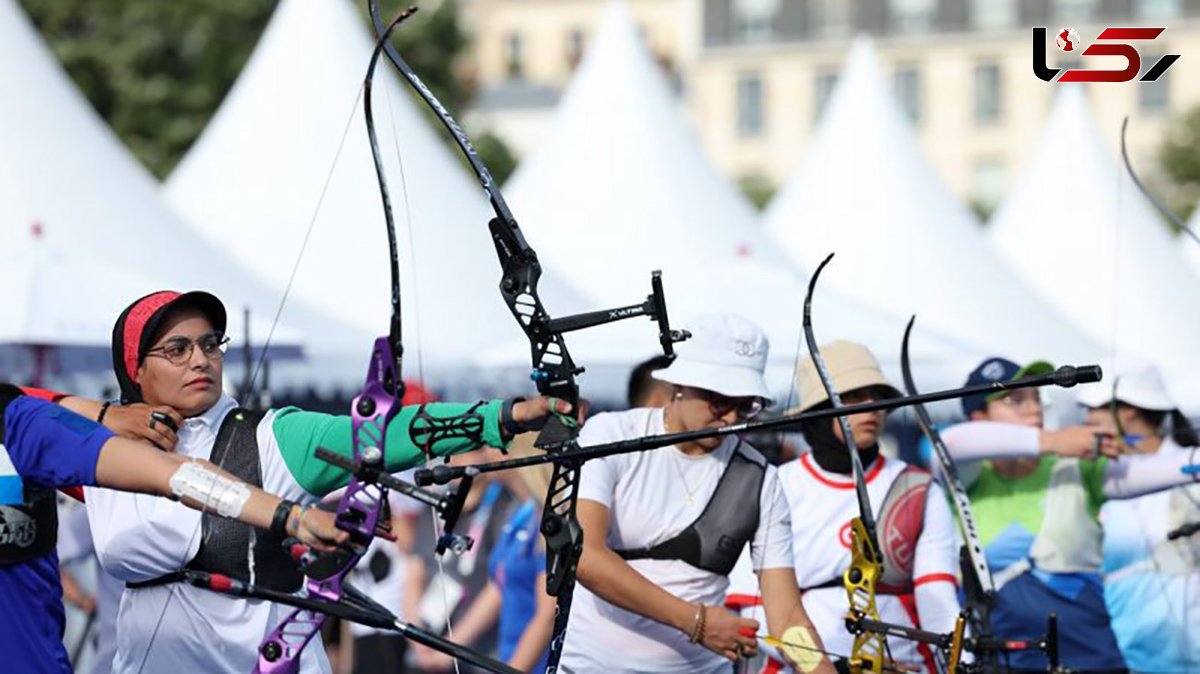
[415,363,1102,487]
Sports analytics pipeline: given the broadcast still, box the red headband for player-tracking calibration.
[122,291,181,381]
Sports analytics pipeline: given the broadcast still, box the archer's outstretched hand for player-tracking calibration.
[510,396,589,430]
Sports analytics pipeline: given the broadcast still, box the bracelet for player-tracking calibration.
[96,401,112,425]
[688,603,707,644]
[270,500,298,538]
[287,505,313,538]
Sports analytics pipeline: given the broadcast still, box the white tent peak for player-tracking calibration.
[164,0,590,389]
[762,35,1097,364]
[1182,189,1200,278]
[496,8,981,397]
[0,0,323,387]
[988,84,1200,411]
[505,0,783,292]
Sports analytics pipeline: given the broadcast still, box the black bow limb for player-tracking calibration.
[180,570,519,674]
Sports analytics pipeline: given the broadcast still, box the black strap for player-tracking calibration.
[614,442,765,576]
[129,408,303,592]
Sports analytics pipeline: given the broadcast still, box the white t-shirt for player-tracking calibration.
[770,453,960,673]
[559,407,793,674]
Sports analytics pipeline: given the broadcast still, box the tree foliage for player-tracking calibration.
[18,0,486,179]
[19,0,277,178]
[1159,104,1200,226]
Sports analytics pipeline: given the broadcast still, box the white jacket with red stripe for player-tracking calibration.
[727,453,961,673]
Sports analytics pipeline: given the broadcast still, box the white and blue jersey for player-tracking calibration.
[1,393,113,674]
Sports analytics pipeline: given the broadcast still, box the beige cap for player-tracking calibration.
[790,340,901,413]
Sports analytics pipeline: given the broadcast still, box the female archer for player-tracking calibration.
[942,356,1199,672]
[84,289,577,674]
[1079,360,1200,673]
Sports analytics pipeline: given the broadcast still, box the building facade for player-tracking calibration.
[463,0,1200,212]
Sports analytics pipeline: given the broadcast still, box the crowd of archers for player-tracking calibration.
[3,289,1198,674]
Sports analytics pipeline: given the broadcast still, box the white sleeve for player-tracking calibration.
[912,482,961,635]
[1103,450,1200,499]
[941,422,1040,462]
[576,414,624,510]
[55,503,94,564]
[84,484,202,582]
[750,465,794,571]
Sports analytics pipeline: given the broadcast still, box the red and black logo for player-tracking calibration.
[1033,26,1180,83]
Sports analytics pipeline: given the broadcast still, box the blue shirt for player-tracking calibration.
[1,396,113,674]
[488,500,547,671]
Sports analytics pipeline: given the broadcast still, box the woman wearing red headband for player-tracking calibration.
[87,289,576,674]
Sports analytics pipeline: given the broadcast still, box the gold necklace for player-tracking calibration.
[664,408,701,507]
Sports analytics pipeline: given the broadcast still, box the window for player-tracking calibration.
[810,0,851,39]
[567,29,584,68]
[737,73,765,137]
[974,62,1002,125]
[734,0,779,42]
[970,0,1015,30]
[971,158,1006,217]
[814,70,839,122]
[505,32,524,79]
[1135,0,1182,19]
[891,0,936,34]
[1139,54,1170,113]
[1053,0,1098,22]
[894,65,921,124]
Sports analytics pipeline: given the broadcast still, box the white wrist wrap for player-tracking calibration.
[169,461,252,519]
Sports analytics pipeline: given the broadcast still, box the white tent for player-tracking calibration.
[0,0,322,393]
[988,86,1200,413]
[1182,209,1200,278]
[163,0,595,398]
[762,38,1099,371]
[491,3,980,401]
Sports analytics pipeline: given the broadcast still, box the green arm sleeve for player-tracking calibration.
[1081,456,1109,517]
[272,399,506,496]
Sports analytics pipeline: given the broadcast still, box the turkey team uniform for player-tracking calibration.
[772,453,958,672]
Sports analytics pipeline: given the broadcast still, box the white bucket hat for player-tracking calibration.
[652,313,772,402]
[1076,357,1176,411]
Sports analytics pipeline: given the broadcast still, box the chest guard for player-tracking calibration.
[129,408,303,592]
[615,441,766,576]
[876,465,932,592]
[0,384,59,566]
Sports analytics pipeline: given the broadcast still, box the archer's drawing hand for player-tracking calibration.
[106,404,183,451]
[701,606,759,662]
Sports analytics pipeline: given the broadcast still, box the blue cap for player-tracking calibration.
[961,357,1054,417]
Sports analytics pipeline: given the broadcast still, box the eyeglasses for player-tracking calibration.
[686,387,765,420]
[144,331,229,365]
[995,390,1042,408]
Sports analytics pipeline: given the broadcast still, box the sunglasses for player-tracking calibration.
[685,387,765,420]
